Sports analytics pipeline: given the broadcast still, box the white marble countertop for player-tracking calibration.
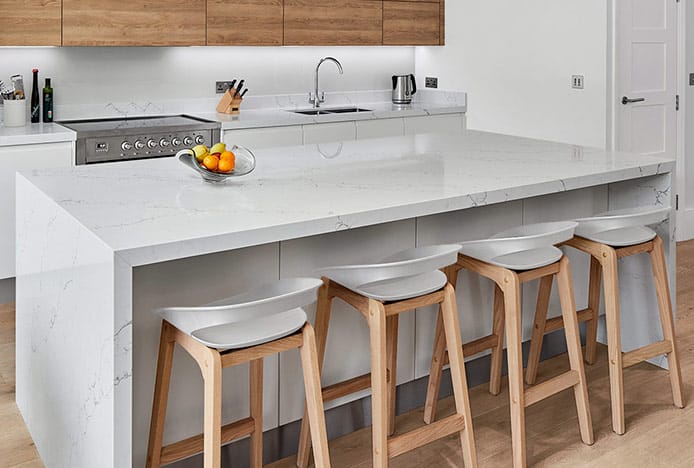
[0,122,76,147]
[18,130,674,267]
[1,90,466,146]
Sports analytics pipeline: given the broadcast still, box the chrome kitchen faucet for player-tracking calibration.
[309,57,343,108]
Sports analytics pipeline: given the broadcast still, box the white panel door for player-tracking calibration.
[302,121,357,144]
[355,118,405,139]
[616,0,677,158]
[403,114,466,135]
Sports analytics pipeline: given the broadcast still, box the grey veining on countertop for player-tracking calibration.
[18,130,674,266]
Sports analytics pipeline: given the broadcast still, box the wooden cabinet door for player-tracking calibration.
[383,1,440,46]
[63,0,206,46]
[0,0,61,46]
[284,0,382,46]
[208,0,283,45]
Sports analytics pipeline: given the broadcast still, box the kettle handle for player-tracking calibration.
[392,75,398,90]
[409,74,417,95]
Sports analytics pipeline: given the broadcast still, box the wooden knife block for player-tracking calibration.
[216,88,243,115]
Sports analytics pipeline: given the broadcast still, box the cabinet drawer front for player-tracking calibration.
[208,0,283,46]
[383,1,440,46]
[0,0,61,46]
[284,0,382,46]
[63,0,206,46]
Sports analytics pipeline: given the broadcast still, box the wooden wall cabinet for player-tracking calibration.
[62,0,206,46]
[284,0,383,46]
[208,0,283,46]
[0,0,61,46]
[383,0,440,46]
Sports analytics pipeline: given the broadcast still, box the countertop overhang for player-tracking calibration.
[18,130,675,266]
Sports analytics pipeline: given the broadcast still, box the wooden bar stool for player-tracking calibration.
[424,222,594,468]
[296,245,478,468]
[146,277,331,468]
[526,207,685,435]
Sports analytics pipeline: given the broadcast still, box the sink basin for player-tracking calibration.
[290,107,372,116]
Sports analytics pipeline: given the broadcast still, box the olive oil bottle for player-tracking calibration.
[42,78,53,122]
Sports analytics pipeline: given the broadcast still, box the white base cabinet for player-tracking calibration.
[0,142,73,279]
[222,113,467,150]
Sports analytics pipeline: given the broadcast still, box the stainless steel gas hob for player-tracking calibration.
[59,115,221,165]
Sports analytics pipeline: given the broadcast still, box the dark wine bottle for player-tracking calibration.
[42,78,53,123]
[30,68,39,123]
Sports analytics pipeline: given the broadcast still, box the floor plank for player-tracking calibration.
[3,241,694,467]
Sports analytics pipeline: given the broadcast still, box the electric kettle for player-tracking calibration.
[392,74,417,104]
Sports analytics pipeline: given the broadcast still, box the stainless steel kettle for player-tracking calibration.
[392,74,417,104]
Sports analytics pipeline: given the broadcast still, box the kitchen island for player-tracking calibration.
[15,131,675,467]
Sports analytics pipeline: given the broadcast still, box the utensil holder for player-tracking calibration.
[216,88,243,115]
[3,99,27,127]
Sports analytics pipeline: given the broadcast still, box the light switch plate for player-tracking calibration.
[425,77,438,89]
[571,75,584,89]
[689,73,694,86]
[215,81,235,94]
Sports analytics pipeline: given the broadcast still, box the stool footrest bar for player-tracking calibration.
[322,373,371,402]
[543,308,594,334]
[443,334,499,365]
[387,414,466,459]
[524,370,580,407]
[160,417,256,465]
[622,340,673,369]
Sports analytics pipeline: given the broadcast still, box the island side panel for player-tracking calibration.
[15,174,117,467]
[606,172,675,367]
[131,244,280,468]
[278,220,416,426]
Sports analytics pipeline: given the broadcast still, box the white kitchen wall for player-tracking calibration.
[415,1,608,148]
[0,46,414,116]
[686,3,694,219]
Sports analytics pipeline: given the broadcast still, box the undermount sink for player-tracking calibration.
[290,107,372,116]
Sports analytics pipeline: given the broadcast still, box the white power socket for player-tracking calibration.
[571,75,584,89]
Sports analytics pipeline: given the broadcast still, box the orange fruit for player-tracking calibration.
[220,150,234,160]
[202,154,219,171]
[218,159,234,173]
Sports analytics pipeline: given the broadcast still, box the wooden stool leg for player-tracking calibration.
[441,284,479,468]
[368,299,389,468]
[584,256,602,365]
[146,322,176,468]
[386,315,399,436]
[556,257,594,445]
[525,275,553,385]
[650,236,685,408]
[299,324,332,468]
[423,308,446,424]
[489,284,506,396]
[424,265,460,424]
[297,281,333,468]
[202,349,223,468]
[601,247,626,435]
[501,273,526,468]
[249,358,264,468]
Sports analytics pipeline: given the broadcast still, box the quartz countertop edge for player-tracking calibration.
[17,131,675,267]
[0,122,76,147]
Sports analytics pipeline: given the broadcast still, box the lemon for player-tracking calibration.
[209,142,226,154]
[192,145,209,162]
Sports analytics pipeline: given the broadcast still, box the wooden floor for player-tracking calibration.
[3,243,694,467]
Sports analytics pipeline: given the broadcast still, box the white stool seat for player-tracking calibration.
[156,277,322,351]
[459,221,577,270]
[316,244,461,301]
[575,206,668,247]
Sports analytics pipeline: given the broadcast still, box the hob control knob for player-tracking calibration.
[194,135,205,145]
[159,138,170,148]
[134,140,145,150]
[183,136,193,146]
[121,141,133,151]
[147,139,157,149]
[172,137,182,147]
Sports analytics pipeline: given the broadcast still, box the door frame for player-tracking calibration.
[607,0,688,240]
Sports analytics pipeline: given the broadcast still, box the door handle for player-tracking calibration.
[622,96,645,105]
